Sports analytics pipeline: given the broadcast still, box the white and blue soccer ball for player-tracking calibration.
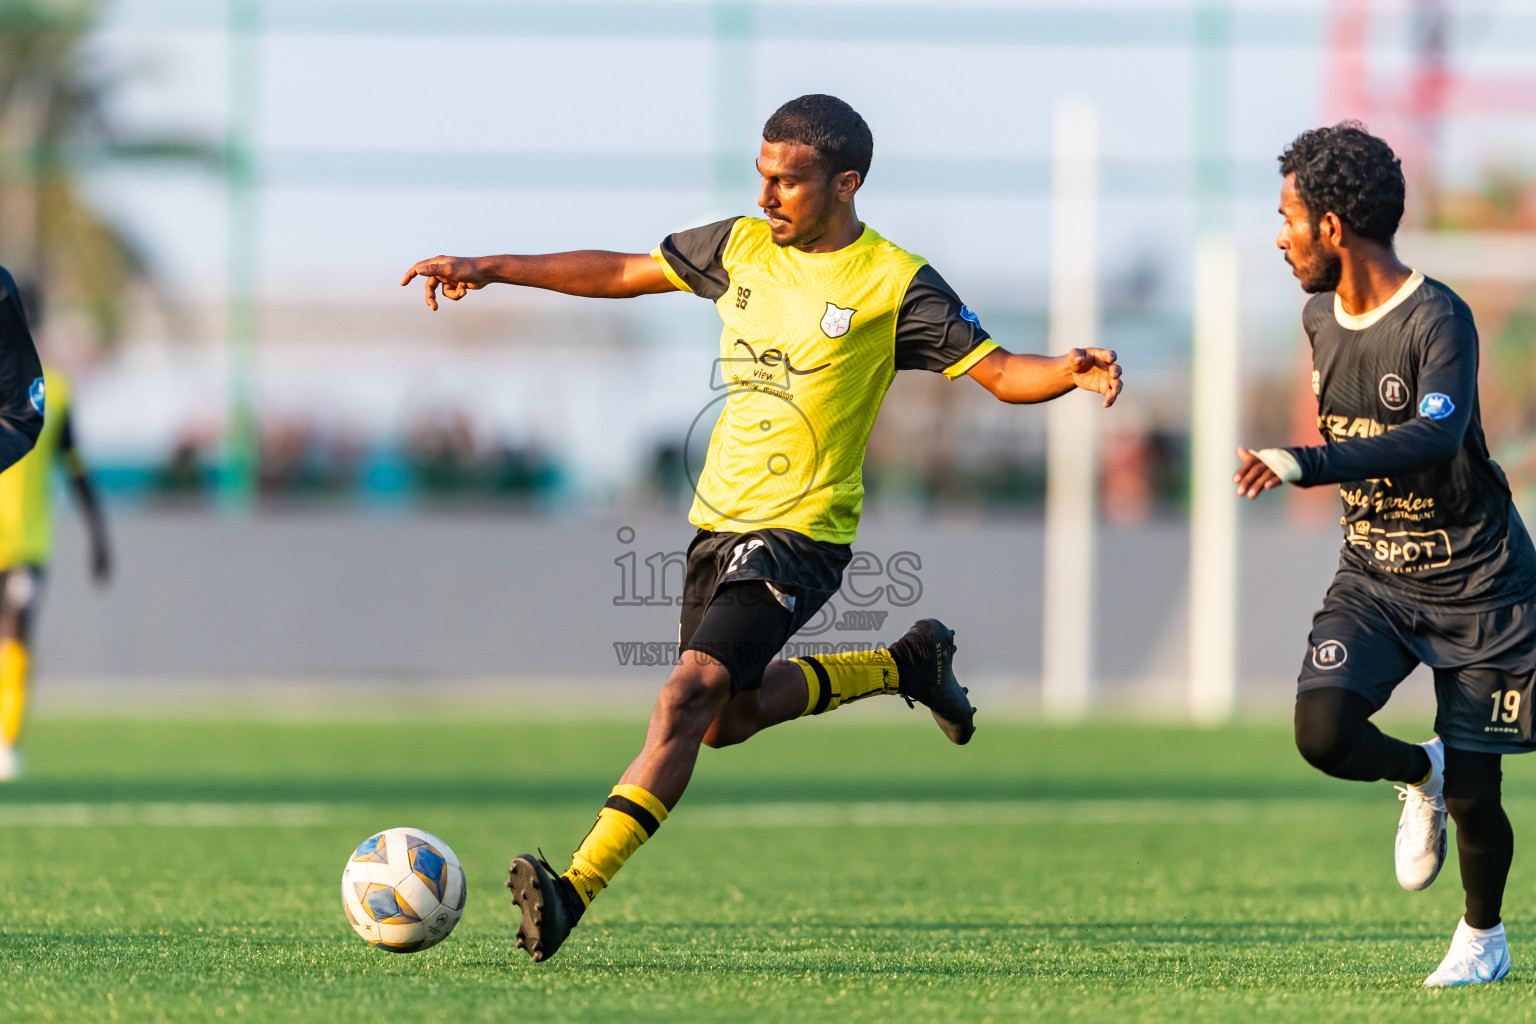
[341,827,466,953]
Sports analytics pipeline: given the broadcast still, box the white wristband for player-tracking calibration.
[1255,448,1302,484]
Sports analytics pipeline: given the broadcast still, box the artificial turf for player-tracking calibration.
[4,713,1536,1022]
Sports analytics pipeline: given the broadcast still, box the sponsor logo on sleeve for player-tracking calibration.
[1418,392,1455,420]
[958,304,980,325]
[1379,373,1408,410]
[27,376,43,415]
[1311,639,1348,671]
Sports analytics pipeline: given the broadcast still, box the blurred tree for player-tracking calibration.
[1423,170,1536,508]
[1432,169,1536,234]
[0,0,216,346]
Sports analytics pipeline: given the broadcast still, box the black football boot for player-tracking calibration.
[890,618,975,745]
[507,853,586,962]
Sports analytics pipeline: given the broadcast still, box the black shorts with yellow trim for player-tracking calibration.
[1297,572,1536,754]
[678,528,851,694]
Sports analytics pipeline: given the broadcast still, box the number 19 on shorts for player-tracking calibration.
[1491,689,1523,724]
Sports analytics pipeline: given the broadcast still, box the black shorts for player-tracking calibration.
[678,528,851,694]
[1298,573,1536,754]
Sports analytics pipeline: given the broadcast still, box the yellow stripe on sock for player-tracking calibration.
[562,783,669,907]
[796,659,824,717]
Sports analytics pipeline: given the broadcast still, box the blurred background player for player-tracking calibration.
[403,93,1122,963]
[0,285,110,781]
[1236,125,1535,987]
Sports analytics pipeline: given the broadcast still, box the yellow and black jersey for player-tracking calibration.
[652,216,996,543]
[0,365,75,569]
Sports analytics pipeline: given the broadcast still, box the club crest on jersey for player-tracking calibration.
[1419,393,1455,420]
[1379,373,1408,411]
[820,302,856,339]
[27,376,43,415]
[1312,639,1348,671]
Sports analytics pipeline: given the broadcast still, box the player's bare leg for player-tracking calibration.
[702,660,810,748]
[508,653,732,961]
[620,652,736,806]
[508,618,978,960]
[704,618,974,748]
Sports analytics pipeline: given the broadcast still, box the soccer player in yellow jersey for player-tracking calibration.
[0,357,111,780]
[402,95,1123,961]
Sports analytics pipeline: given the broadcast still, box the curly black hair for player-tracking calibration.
[762,94,873,183]
[1278,123,1405,245]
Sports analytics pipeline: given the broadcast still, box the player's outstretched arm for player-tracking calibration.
[1236,316,1475,497]
[400,251,678,310]
[966,347,1123,407]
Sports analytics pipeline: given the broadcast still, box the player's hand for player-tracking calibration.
[1066,348,1123,408]
[400,256,487,311]
[1233,446,1282,499]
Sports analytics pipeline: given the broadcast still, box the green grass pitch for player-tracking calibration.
[5,711,1536,1022]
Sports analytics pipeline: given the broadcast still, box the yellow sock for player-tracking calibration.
[562,783,669,907]
[0,639,27,747]
[795,648,899,716]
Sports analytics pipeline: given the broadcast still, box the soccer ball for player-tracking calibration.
[341,827,467,953]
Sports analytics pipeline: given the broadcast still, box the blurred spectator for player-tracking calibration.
[641,442,689,510]
[257,419,358,501]
[1144,431,1187,514]
[407,411,479,495]
[153,436,214,505]
[1102,432,1153,524]
[405,410,557,505]
[488,442,558,499]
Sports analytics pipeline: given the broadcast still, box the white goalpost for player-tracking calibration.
[1187,234,1241,723]
[1042,96,1100,721]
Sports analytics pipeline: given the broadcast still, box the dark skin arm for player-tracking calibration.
[404,246,1126,410]
[399,252,677,309]
[404,253,1126,406]
[64,454,109,584]
[57,410,109,583]
[966,347,1123,406]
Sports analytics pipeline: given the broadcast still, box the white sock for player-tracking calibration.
[1413,738,1443,792]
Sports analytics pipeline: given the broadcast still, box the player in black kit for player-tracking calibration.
[1235,124,1536,987]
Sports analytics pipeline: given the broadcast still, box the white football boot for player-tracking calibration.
[1424,919,1511,987]
[1395,737,1447,890]
[0,743,21,781]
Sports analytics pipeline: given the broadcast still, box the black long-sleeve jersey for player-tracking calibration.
[1282,273,1536,609]
[0,269,43,475]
